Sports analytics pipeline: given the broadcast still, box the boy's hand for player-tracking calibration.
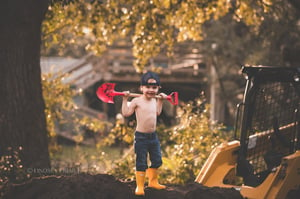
[122,91,130,99]
[158,93,168,100]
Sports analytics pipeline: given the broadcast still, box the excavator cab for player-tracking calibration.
[195,66,300,199]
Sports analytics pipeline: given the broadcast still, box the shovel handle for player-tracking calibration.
[116,91,178,105]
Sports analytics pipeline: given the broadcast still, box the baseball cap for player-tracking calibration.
[140,71,160,86]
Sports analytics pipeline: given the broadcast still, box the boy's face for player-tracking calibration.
[140,78,160,98]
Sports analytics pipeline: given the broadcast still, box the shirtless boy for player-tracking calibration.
[122,71,167,196]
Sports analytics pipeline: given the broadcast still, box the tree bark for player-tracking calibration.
[0,0,50,170]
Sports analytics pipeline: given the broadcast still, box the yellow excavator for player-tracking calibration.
[195,66,300,199]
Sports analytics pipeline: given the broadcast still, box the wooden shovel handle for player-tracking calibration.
[123,92,178,105]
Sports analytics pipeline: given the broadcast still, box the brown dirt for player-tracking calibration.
[1,173,244,199]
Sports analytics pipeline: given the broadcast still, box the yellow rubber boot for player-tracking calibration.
[135,171,146,195]
[147,168,166,189]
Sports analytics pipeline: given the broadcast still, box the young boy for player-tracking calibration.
[122,71,167,196]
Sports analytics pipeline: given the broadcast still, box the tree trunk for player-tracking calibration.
[0,0,50,170]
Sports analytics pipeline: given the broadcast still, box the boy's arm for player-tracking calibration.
[156,93,167,115]
[122,92,137,117]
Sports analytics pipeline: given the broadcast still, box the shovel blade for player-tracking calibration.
[96,83,116,103]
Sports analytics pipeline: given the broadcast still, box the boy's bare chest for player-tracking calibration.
[137,100,156,113]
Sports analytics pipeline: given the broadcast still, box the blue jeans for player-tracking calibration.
[134,131,163,171]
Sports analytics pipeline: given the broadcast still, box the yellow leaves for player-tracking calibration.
[132,12,164,71]
[42,0,277,72]
[101,121,134,148]
[161,157,176,170]
[172,2,205,42]
[87,42,107,55]
[212,0,232,20]
[262,0,273,8]
[152,0,171,9]
[73,134,84,144]
[123,134,133,144]
[234,0,273,29]
[159,95,233,184]
[42,72,111,149]
[49,131,56,138]
[82,27,92,35]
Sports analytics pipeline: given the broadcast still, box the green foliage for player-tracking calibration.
[99,116,136,179]
[108,95,233,184]
[108,151,136,181]
[42,72,111,153]
[41,1,300,127]
[42,73,76,138]
[42,0,279,72]
[99,114,134,147]
[233,0,273,28]
[160,95,232,184]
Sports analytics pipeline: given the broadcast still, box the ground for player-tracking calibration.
[1,173,244,199]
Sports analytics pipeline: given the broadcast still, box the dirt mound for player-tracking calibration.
[2,173,243,199]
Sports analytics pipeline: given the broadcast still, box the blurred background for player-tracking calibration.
[38,0,300,182]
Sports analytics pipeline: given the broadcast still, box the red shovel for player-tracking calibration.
[96,83,178,105]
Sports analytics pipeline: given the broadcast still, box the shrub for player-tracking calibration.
[42,72,111,154]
